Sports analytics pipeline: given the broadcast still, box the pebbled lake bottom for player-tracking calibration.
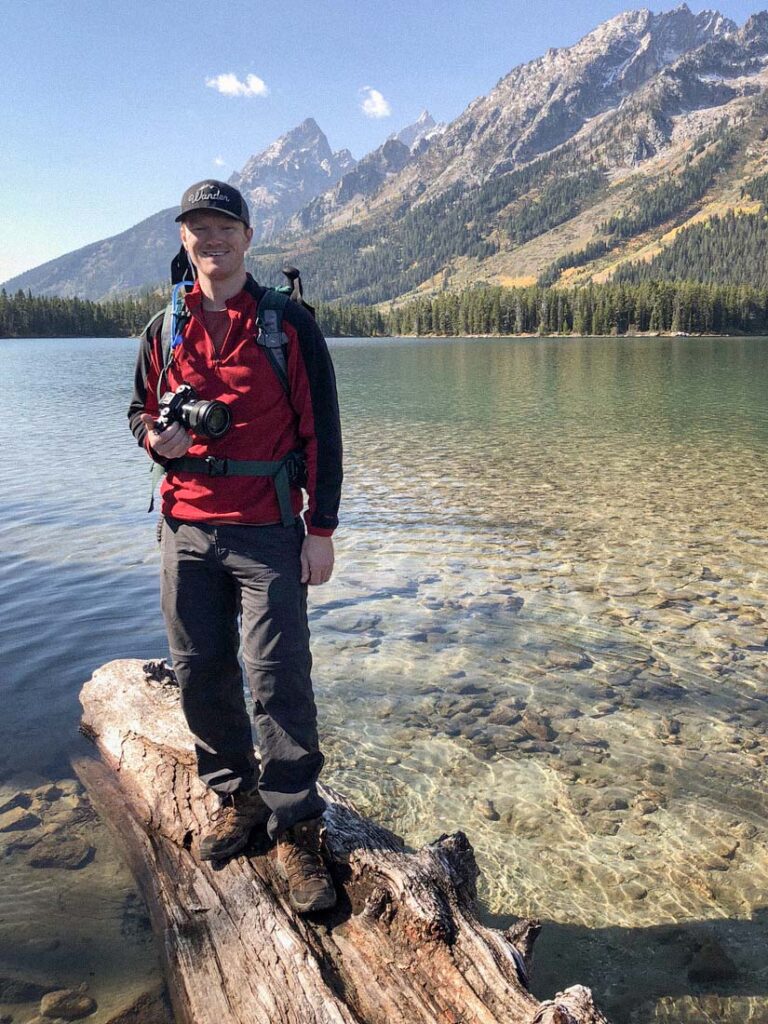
[1,334,767,1023]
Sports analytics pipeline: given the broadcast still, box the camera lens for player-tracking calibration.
[185,399,231,439]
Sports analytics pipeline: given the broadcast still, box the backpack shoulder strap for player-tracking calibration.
[157,285,194,401]
[256,288,291,396]
[139,308,166,343]
[160,302,174,370]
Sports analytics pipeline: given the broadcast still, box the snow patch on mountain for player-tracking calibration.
[389,110,446,151]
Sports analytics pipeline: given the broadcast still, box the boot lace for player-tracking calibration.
[282,841,327,880]
[210,794,252,830]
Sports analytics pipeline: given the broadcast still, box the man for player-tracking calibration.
[127,179,343,914]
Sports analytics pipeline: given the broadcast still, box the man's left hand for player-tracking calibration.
[301,535,335,586]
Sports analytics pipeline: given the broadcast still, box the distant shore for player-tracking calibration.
[1,330,761,342]
[374,330,751,340]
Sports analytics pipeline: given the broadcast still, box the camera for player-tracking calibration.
[154,383,231,440]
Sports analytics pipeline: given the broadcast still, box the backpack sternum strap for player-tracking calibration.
[165,450,306,527]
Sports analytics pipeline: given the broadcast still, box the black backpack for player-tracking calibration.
[153,247,315,400]
[145,249,315,521]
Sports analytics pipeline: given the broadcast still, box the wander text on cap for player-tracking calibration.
[176,180,251,227]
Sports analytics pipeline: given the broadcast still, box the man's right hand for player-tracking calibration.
[139,413,193,459]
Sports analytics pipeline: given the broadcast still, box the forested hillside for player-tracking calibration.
[616,211,768,289]
[250,87,768,305]
[247,150,605,304]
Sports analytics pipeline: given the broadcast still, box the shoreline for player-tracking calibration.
[380,330,748,340]
[1,330,762,342]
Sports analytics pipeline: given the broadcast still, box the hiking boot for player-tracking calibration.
[199,788,270,861]
[275,817,337,913]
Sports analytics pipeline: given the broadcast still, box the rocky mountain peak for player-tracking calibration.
[227,118,358,241]
[391,110,443,150]
[231,118,332,184]
[392,2,741,198]
[739,10,768,45]
[648,3,736,55]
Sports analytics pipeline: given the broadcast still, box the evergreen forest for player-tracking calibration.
[0,289,164,340]
[5,280,768,340]
[615,211,768,290]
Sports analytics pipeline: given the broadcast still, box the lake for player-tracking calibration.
[1,334,767,1023]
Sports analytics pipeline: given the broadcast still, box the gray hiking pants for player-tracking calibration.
[160,515,326,839]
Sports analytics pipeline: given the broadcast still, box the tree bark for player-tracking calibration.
[77,659,610,1024]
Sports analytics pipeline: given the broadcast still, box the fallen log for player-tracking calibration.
[77,659,611,1024]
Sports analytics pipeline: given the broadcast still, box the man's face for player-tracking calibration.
[180,210,253,280]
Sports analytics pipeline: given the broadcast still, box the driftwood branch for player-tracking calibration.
[77,658,610,1024]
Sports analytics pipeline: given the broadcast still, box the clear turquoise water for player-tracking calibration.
[1,334,767,1023]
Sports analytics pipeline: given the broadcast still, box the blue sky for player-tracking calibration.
[2,0,765,283]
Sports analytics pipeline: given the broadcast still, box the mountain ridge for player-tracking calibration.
[7,5,768,305]
[1,111,429,299]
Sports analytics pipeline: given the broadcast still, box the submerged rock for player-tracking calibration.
[713,839,739,861]
[620,881,648,901]
[20,938,61,955]
[39,986,97,1020]
[591,790,630,812]
[471,741,498,761]
[0,975,56,1002]
[0,791,32,814]
[521,710,557,742]
[476,799,500,821]
[374,699,397,719]
[5,832,41,853]
[32,784,65,803]
[545,650,593,671]
[0,806,41,832]
[632,798,659,815]
[27,834,94,870]
[659,716,682,738]
[591,816,621,836]
[487,705,522,727]
[102,984,171,1024]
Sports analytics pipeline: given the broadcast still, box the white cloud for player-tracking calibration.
[213,156,226,167]
[206,73,269,98]
[360,86,391,119]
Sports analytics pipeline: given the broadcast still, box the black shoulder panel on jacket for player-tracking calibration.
[281,298,343,533]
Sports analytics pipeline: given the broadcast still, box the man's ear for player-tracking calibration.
[180,224,189,251]
[245,225,254,246]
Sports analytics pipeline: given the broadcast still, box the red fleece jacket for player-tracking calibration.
[128,277,343,536]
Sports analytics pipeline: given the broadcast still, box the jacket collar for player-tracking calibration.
[184,274,264,315]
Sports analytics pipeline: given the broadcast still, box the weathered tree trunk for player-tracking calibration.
[77,659,610,1024]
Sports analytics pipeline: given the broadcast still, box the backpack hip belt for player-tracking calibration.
[165,450,307,528]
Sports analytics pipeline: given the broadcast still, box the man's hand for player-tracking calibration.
[300,534,334,586]
[140,413,193,459]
